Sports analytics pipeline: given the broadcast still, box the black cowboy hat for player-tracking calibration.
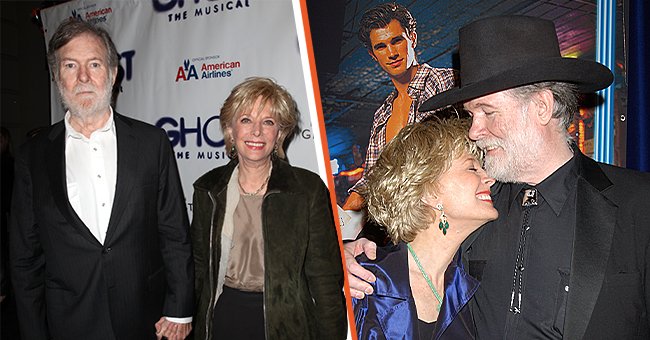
[420,15,613,112]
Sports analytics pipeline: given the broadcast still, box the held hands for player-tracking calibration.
[344,237,378,299]
[155,317,192,340]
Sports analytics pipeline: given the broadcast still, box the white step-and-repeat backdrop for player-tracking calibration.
[41,0,326,214]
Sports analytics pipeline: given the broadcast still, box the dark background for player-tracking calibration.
[1,1,56,149]
[1,2,57,338]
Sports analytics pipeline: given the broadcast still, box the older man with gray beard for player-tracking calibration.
[346,15,650,340]
[10,18,194,340]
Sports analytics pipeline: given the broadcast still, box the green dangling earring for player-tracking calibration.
[435,203,449,235]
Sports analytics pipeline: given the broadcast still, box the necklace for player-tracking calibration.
[407,243,443,312]
[238,166,271,196]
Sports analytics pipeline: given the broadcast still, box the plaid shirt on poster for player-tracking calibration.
[350,63,457,194]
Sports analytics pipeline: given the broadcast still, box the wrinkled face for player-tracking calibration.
[432,152,498,230]
[56,33,116,119]
[465,91,543,183]
[227,97,281,166]
[368,19,417,79]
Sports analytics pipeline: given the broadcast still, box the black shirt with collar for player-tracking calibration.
[467,155,578,339]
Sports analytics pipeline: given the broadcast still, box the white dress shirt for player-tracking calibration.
[64,109,191,324]
[65,110,117,245]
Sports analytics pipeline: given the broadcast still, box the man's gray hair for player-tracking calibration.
[47,18,119,80]
[507,82,580,135]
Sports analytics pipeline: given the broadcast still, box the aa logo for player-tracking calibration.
[176,59,198,82]
[71,10,82,20]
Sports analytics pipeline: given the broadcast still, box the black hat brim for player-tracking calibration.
[420,57,613,112]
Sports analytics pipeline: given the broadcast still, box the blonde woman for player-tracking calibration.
[354,118,497,339]
[191,77,347,339]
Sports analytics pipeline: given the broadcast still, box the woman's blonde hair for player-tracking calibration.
[363,117,482,243]
[220,77,299,159]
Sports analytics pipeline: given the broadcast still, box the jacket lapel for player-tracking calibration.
[46,122,102,246]
[564,152,615,340]
[377,297,416,339]
[434,249,479,340]
[104,113,138,244]
[265,158,297,194]
[373,243,418,339]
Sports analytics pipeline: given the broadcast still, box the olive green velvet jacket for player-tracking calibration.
[191,158,347,340]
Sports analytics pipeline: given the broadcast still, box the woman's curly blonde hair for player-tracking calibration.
[363,117,482,243]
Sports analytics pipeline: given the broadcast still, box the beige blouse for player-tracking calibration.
[223,194,265,292]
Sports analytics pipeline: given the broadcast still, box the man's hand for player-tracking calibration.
[344,238,377,299]
[155,317,192,340]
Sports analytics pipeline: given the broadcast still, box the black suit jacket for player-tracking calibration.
[466,150,650,339]
[10,113,194,340]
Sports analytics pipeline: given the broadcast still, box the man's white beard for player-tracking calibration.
[58,75,113,119]
[478,107,543,183]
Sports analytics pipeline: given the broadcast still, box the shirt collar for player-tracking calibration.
[65,107,115,140]
[380,61,423,103]
[406,62,428,93]
[508,155,577,215]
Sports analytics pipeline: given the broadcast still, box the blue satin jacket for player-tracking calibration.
[353,242,479,340]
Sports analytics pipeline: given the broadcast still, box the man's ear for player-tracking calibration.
[533,89,554,126]
[111,66,118,86]
[410,31,417,49]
